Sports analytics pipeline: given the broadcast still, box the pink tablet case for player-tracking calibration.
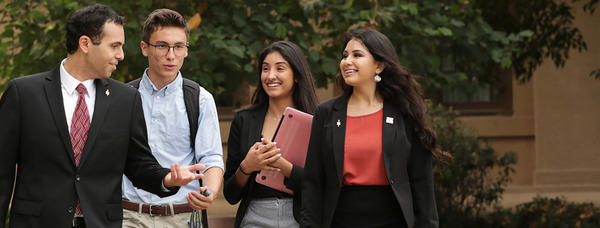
[255,107,313,195]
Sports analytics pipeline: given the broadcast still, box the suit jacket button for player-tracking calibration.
[68,206,74,213]
[75,175,81,182]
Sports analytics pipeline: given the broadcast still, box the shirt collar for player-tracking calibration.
[59,58,95,96]
[140,68,183,96]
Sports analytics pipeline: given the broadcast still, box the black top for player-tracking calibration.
[223,104,303,228]
[250,180,292,199]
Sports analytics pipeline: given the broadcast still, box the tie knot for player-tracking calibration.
[76,84,87,96]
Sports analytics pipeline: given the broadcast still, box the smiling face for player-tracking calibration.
[141,26,188,81]
[339,38,383,87]
[86,22,125,79]
[260,51,295,100]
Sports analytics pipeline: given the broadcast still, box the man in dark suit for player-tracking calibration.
[0,4,204,228]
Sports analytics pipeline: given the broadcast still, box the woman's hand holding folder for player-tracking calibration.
[240,139,281,173]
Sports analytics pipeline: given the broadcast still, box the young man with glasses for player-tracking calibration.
[121,8,224,227]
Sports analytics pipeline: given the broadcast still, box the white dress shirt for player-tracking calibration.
[59,59,95,131]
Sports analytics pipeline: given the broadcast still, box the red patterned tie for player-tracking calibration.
[70,83,90,216]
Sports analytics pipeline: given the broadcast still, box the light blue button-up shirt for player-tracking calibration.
[122,70,224,204]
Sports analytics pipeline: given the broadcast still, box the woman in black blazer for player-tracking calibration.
[223,41,319,228]
[301,29,440,228]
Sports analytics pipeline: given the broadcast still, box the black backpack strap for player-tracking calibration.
[182,78,200,146]
[181,78,209,228]
[127,78,142,89]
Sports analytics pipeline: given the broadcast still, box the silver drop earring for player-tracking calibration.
[374,74,382,82]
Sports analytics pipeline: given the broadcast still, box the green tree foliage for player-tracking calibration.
[185,0,326,104]
[507,196,600,227]
[0,0,596,103]
[428,103,517,227]
[476,0,598,82]
[302,0,531,98]
[485,196,600,228]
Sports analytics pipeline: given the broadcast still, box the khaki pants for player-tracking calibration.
[123,209,192,228]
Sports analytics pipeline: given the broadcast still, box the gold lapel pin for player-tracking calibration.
[336,119,341,127]
[105,89,110,96]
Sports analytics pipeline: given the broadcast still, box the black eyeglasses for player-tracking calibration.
[145,41,189,57]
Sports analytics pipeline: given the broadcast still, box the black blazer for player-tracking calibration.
[300,92,438,228]
[0,67,176,228]
[223,104,303,228]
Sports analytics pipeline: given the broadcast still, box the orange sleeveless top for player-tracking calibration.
[343,109,389,186]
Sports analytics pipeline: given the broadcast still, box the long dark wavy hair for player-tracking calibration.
[336,29,442,158]
[245,41,318,114]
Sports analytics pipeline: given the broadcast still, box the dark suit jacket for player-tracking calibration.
[223,104,303,228]
[0,66,177,228]
[300,92,439,228]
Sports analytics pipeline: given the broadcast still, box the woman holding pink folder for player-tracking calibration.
[223,41,318,228]
[301,29,441,228]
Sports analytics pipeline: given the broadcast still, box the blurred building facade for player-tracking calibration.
[460,7,600,207]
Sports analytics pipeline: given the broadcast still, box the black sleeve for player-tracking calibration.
[300,106,326,228]
[123,91,176,197]
[407,121,439,228]
[283,165,303,192]
[0,81,21,224]
[223,112,251,204]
